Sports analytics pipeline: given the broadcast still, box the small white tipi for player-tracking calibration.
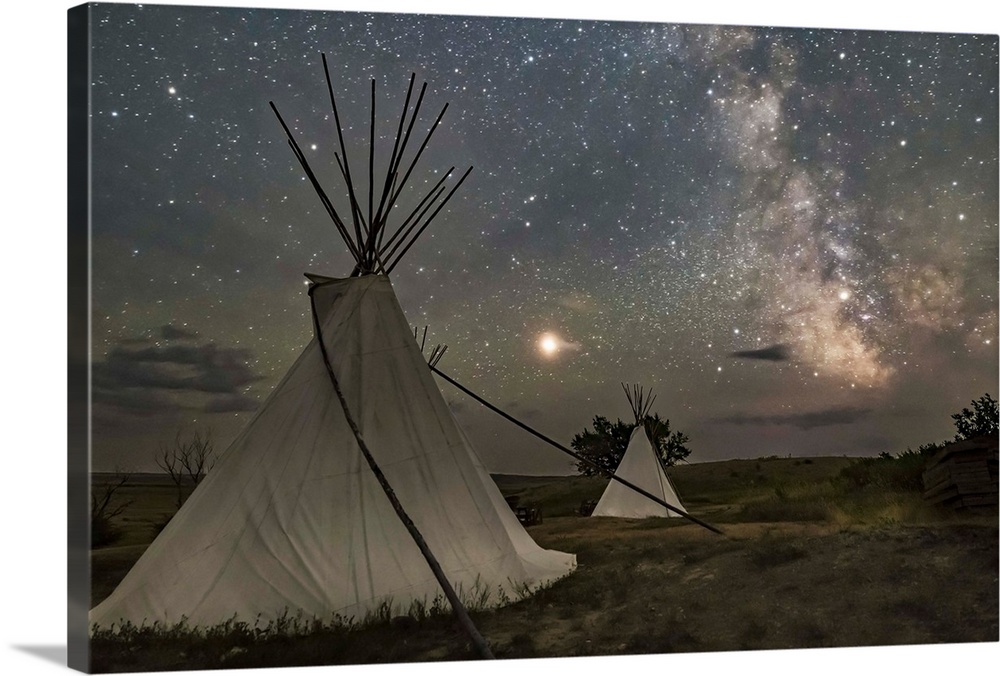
[90,66,575,631]
[591,384,686,519]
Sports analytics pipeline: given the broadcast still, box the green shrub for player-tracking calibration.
[838,444,941,492]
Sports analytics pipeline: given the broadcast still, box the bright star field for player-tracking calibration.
[87,3,998,473]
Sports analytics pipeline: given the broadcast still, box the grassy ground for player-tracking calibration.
[89,456,999,671]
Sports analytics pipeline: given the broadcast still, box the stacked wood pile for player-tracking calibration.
[922,434,998,511]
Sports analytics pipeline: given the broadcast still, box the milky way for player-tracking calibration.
[87,4,998,473]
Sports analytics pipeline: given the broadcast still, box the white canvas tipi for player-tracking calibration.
[591,385,686,519]
[90,68,575,630]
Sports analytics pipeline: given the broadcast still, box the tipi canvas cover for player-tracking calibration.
[591,426,686,518]
[90,275,576,629]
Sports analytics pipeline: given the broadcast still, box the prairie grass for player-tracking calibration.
[89,454,997,671]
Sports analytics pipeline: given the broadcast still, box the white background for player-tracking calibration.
[1,1,997,675]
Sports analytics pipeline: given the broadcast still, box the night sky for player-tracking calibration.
[88,2,998,474]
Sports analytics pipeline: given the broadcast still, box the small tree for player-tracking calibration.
[91,469,133,547]
[643,413,692,468]
[571,413,691,476]
[156,430,216,510]
[952,393,998,441]
[571,416,634,476]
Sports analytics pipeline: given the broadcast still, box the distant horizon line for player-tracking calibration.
[89,453,865,477]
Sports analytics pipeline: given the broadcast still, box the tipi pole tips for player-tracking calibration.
[270,101,363,264]
[275,63,470,276]
[621,382,656,424]
[430,344,448,368]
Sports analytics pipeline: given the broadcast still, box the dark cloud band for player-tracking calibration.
[93,328,264,416]
[729,343,791,361]
[717,406,871,430]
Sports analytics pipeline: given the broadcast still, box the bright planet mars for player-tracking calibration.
[539,333,560,357]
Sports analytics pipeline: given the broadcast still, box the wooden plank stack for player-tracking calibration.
[922,434,999,511]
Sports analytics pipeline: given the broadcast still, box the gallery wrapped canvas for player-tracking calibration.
[66,2,997,674]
